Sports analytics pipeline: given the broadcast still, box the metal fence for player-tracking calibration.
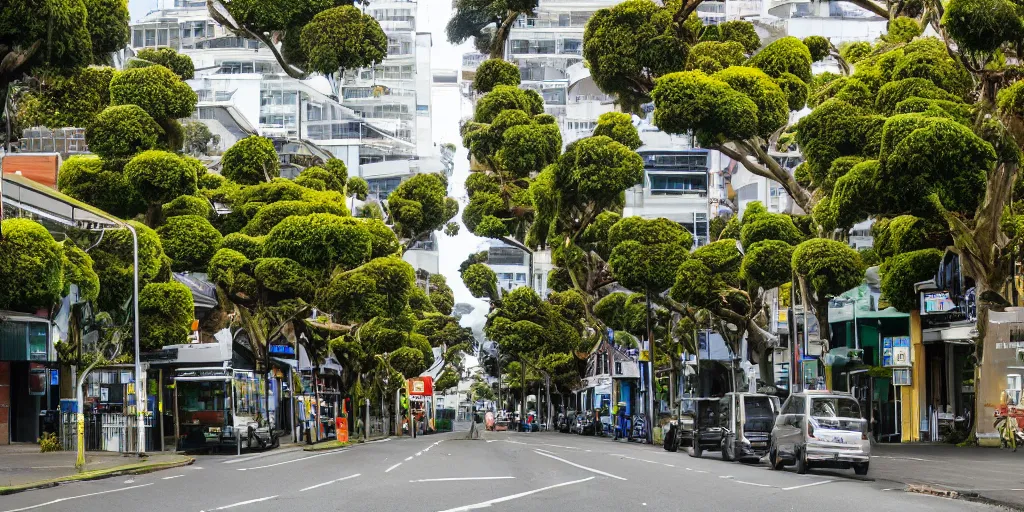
[60,412,154,453]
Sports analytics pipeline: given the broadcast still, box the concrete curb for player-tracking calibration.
[905,484,1024,511]
[0,456,195,496]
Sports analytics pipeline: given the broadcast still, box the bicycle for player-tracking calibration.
[994,404,1022,452]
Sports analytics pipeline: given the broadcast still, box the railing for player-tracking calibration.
[59,412,153,452]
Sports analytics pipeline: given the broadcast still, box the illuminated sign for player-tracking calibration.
[921,291,956,315]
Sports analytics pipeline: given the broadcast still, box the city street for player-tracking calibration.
[0,432,1002,512]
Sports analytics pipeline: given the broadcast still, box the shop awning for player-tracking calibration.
[922,324,976,344]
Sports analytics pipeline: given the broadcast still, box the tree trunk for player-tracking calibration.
[489,11,520,60]
[312,366,321,443]
[144,204,163,228]
[520,357,527,430]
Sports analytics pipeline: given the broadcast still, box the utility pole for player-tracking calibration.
[645,288,655,445]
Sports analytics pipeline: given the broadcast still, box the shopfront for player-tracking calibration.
[0,313,59,445]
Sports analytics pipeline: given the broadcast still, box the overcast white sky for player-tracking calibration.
[127,0,490,330]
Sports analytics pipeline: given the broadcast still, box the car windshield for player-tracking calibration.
[811,397,861,419]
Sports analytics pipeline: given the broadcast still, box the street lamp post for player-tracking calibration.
[126,223,145,455]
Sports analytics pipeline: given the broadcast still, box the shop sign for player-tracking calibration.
[921,291,956,315]
[176,368,230,378]
[882,336,911,367]
[407,376,433,396]
[269,344,295,356]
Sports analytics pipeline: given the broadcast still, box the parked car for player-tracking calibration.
[662,397,721,455]
[720,392,781,462]
[769,391,870,475]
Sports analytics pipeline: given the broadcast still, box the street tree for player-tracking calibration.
[447,0,537,59]
[206,1,387,81]
[1,0,129,121]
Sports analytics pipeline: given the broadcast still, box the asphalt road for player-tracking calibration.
[0,431,1001,512]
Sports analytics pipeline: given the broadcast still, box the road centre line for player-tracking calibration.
[782,480,834,491]
[532,450,627,481]
[204,495,278,511]
[236,449,346,471]
[162,475,185,480]
[300,473,361,492]
[436,477,595,512]
[386,462,403,473]
[405,456,414,461]
[1,483,155,512]
[410,476,516,483]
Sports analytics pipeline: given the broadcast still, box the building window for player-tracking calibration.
[515,273,526,283]
[649,173,707,194]
[157,28,169,46]
[197,107,216,119]
[511,40,529,54]
[558,14,570,26]
[133,29,144,47]
[487,246,527,265]
[145,29,156,47]
[366,177,404,198]
[562,39,582,54]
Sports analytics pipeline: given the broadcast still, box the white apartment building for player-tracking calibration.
[130,1,445,274]
[131,0,445,193]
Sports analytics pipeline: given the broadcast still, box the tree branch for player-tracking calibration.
[844,0,891,19]
[207,0,308,79]
[489,11,521,60]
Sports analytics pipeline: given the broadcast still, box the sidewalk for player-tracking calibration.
[870,443,1024,509]
[0,444,192,493]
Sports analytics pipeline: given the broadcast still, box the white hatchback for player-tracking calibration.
[768,391,870,475]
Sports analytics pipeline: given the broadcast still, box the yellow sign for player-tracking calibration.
[640,350,650,362]
[778,310,788,323]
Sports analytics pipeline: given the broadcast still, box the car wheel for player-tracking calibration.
[854,462,869,476]
[795,447,809,474]
[768,447,784,470]
[690,435,703,458]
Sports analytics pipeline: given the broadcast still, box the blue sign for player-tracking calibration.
[882,337,893,367]
[50,369,59,386]
[269,344,295,356]
[606,328,614,343]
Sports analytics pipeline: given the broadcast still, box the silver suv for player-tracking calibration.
[768,391,870,475]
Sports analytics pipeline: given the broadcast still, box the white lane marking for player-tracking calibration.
[504,440,528,445]
[720,475,733,479]
[300,473,361,492]
[386,463,402,473]
[410,476,516,483]
[486,440,497,443]
[436,477,595,512]
[192,467,203,470]
[609,454,674,467]
[222,454,264,464]
[535,448,555,454]
[366,438,391,444]
[532,450,627,481]
[735,481,772,487]
[405,456,414,461]
[237,449,347,471]
[782,480,834,491]
[162,475,185,480]
[1,483,154,512]
[538,443,581,450]
[872,455,932,462]
[204,495,278,511]
[416,451,423,456]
